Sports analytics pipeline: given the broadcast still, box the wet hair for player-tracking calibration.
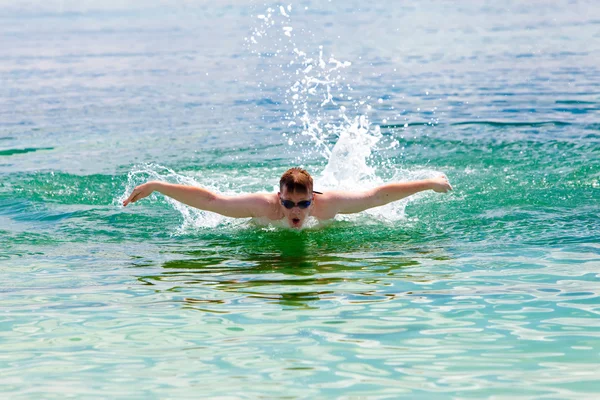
[279,167,313,195]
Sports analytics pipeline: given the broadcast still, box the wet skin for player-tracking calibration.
[123,177,453,230]
[278,188,314,229]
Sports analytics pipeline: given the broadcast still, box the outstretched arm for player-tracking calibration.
[122,181,271,218]
[323,176,452,215]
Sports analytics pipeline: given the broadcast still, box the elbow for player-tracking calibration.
[204,192,222,210]
[370,188,388,207]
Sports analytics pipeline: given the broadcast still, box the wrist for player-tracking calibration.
[423,179,435,190]
[148,181,163,192]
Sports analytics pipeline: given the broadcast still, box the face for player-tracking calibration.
[278,187,313,229]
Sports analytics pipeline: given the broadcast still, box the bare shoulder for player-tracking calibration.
[317,190,372,202]
[248,192,280,217]
[212,192,278,218]
[312,189,375,218]
[312,190,363,219]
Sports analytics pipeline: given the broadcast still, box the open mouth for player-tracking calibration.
[291,218,301,225]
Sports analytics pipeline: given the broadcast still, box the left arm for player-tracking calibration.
[320,176,452,216]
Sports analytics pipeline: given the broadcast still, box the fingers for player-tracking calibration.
[130,192,141,203]
[122,188,140,206]
[440,175,452,191]
[437,175,452,192]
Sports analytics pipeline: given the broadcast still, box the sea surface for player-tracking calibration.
[1,0,600,398]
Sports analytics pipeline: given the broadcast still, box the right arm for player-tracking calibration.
[122,181,272,218]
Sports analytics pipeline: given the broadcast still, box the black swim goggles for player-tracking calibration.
[280,197,312,209]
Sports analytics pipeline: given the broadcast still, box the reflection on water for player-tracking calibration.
[118,235,600,398]
[136,227,456,310]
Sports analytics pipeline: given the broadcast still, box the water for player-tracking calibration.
[1,0,600,398]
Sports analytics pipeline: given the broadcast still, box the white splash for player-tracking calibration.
[319,115,381,188]
[247,7,388,199]
[120,6,445,230]
[119,163,243,232]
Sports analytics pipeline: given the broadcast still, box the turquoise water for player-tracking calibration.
[2,1,600,398]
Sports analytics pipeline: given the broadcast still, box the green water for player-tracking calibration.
[2,1,600,398]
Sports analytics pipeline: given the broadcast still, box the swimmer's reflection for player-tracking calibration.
[136,230,449,309]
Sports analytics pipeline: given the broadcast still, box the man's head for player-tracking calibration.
[279,167,314,228]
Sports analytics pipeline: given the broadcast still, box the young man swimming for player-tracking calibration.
[122,167,452,229]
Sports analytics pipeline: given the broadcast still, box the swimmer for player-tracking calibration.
[123,167,452,229]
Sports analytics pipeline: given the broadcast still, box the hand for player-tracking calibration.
[428,176,453,193]
[123,182,157,206]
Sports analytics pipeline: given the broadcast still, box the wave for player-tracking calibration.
[0,147,53,156]
[555,100,597,105]
[380,121,575,129]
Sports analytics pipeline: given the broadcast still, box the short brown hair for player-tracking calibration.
[279,167,313,194]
